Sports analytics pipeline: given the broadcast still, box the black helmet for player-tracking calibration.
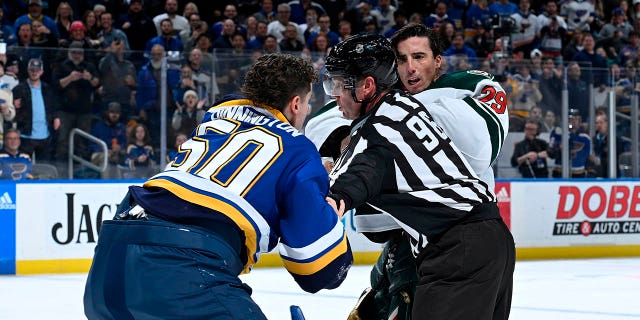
[325,33,398,90]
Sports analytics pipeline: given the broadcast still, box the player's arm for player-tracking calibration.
[328,143,389,212]
[278,157,353,293]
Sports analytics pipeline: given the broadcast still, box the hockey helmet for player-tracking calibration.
[323,33,398,97]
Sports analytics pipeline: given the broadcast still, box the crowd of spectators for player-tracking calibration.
[0,0,637,179]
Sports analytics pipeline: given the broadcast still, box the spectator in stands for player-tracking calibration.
[437,21,456,49]
[572,33,608,88]
[592,112,629,177]
[424,2,453,30]
[218,32,250,94]
[210,4,247,41]
[3,57,20,85]
[98,12,130,51]
[193,33,214,66]
[53,41,100,161]
[60,20,98,50]
[186,48,219,103]
[289,0,326,25]
[511,63,542,118]
[0,79,16,148]
[12,58,60,162]
[263,34,280,53]
[247,20,268,50]
[0,60,19,90]
[511,119,550,178]
[179,12,206,53]
[173,64,196,106]
[561,0,595,32]
[361,16,379,34]
[510,0,540,58]
[124,123,156,178]
[31,19,59,48]
[98,37,138,122]
[182,2,199,20]
[117,0,157,63]
[489,0,518,16]
[166,131,188,163]
[54,1,74,44]
[346,1,377,34]
[93,5,106,27]
[268,3,301,43]
[538,57,563,116]
[300,7,320,41]
[145,18,184,54]
[255,0,277,24]
[613,60,637,114]
[0,129,33,180]
[308,31,330,54]
[465,0,492,28]
[0,7,17,45]
[529,105,545,131]
[543,109,558,133]
[338,19,353,41]
[90,102,127,178]
[529,49,544,79]
[562,31,583,62]
[307,14,340,47]
[444,32,478,69]
[597,7,634,41]
[538,13,566,58]
[136,44,180,147]
[279,24,305,51]
[212,19,236,49]
[153,0,189,36]
[82,10,100,42]
[548,109,592,178]
[244,15,258,43]
[619,30,640,66]
[171,89,205,135]
[538,0,567,30]
[409,12,424,25]
[465,21,491,58]
[633,0,640,21]
[567,61,590,117]
[383,8,406,39]
[14,0,60,39]
[371,0,395,34]
[11,22,33,52]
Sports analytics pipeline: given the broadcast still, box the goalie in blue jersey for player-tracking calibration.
[84,53,353,319]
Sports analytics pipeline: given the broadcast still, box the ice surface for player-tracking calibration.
[1,258,639,319]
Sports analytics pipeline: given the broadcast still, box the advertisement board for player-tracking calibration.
[3,179,640,274]
[15,182,132,273]
[0,182,16,274]
[511,181,640,248]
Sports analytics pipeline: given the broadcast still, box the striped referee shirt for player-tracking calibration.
[329,90,494,254]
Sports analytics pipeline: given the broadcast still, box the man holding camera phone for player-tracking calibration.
[53,41,100,162]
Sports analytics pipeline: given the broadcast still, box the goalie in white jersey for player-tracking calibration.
[343,24,511,319]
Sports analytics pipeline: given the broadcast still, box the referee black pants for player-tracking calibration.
[412,218,515,320]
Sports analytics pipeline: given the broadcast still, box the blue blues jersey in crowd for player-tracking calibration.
[549,127,592,173]
[0,151,32,180]
[130,99,352,293]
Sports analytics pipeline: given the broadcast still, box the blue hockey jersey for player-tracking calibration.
[134,99,352,293]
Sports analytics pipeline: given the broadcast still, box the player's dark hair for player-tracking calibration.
[390,23,444,58]
[242,53,318,112]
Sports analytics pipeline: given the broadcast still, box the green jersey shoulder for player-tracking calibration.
[428,70,495,91]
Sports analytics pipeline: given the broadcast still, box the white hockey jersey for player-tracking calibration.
[413,70,510,192]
